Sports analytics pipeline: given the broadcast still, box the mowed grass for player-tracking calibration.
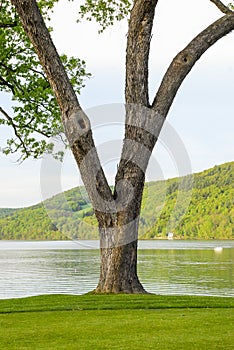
[0,294,233,349]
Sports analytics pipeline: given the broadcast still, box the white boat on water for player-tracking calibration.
[214,246,223,253]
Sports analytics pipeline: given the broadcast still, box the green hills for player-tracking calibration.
[0,161,233,240]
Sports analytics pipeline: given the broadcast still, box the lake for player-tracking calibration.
[0,240,233,299]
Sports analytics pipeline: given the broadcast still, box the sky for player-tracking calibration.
[0,0,233,207]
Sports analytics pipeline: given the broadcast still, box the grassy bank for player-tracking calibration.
[0,294,233,349]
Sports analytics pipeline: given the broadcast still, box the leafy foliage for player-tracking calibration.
[229,2,234,10]
[78,0,132,32]
[142,162,234,240]
[0,208,17,218]
[0,162,233,240]
[0,0,90,161]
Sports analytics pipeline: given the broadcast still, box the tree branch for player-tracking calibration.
[125,0,158,106]
[152,12,234,116]
[210,0,233,14]
[0,106,30,157]
[0,75,15,94]
[113,1,160,225]
[29,67,47,80]
[8,110,52,138]
[21,123,51,138]
[0,62,17,73]
[0,21,17,28]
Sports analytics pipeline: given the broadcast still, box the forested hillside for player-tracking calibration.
[0,162,233,240]
[0,208,17,218]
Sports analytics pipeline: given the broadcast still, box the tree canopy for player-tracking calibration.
[0,0,90,160]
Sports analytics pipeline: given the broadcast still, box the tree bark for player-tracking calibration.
[95,0,160,293]
[102,0,159,292]
[125,0,159,106]
[96,237,146,293]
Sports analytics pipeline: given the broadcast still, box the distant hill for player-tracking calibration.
[0,208,17,218]
[0,162,233,240]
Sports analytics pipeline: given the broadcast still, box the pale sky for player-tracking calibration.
[0,0,233,207]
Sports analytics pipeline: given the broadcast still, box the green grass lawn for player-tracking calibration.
[0,294,233,349]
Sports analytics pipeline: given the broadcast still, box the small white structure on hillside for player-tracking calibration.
[167,232,174,240]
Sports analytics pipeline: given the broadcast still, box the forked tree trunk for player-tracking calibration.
[94,152,148,293]
[12,0,234,294]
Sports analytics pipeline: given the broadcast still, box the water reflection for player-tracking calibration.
[138,248,234,296]
[0,250,100,299]
[0,241,233,299]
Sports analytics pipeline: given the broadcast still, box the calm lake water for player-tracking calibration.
[0,240,233,299]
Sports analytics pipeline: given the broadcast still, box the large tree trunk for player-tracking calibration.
[96,239,146,293]
[94,139,148,293]
[95,0,160,294]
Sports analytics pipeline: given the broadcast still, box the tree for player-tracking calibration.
[5,0,234,293]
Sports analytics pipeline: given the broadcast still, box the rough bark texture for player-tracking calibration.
[126,0,158,106]
[11,0,234,294]
[96,239,146,293]
[210,0,233,14]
